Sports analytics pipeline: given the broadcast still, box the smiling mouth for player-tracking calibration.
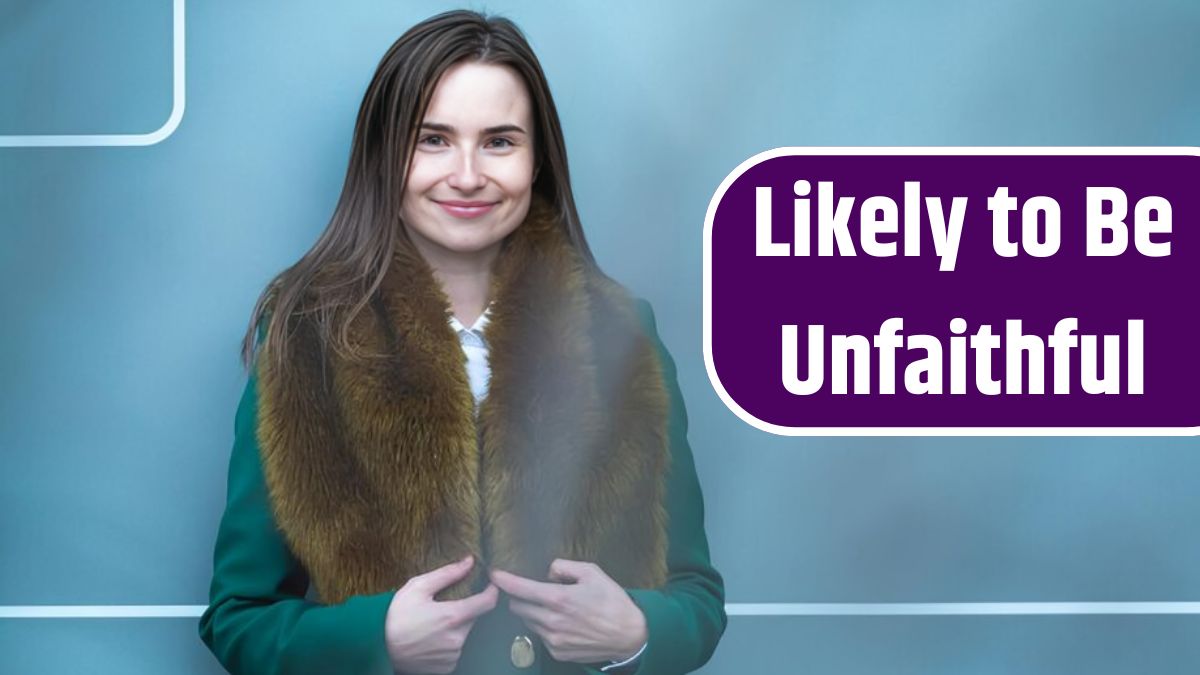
[435,200,499,219]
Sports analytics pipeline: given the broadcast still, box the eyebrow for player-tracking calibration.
[420,122,528,135]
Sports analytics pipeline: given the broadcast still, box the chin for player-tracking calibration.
[436,233,505,255]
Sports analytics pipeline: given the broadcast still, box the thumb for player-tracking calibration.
[547,558,591,584]
[442,583,500,622]
[413,555,474,597]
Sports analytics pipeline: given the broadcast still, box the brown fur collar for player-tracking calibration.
[255,197,670,604]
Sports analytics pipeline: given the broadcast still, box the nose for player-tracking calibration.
[446,150,487,192]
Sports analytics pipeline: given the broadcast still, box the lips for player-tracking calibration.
[435,199,499,219]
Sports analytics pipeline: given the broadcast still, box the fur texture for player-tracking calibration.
[255,197,670,604]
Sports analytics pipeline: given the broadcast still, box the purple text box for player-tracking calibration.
[703,148,1200,435]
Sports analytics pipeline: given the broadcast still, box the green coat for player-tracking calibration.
[198,300,726,674]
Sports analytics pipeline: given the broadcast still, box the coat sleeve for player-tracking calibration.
[198,366,397,675]
[594,299,728,675]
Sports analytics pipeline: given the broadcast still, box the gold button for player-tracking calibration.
[510,634,535,669]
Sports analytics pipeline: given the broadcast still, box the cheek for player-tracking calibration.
[403,155,441,196]
[497,157,536,195]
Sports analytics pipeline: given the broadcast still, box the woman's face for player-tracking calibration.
[400,61,536,269]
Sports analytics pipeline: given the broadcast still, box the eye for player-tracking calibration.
[418,134,447,147]
[486,137,515,149]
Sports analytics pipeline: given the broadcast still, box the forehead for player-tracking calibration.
[423,61,533,127]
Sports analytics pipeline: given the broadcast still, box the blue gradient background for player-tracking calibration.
[1,0,1198,673]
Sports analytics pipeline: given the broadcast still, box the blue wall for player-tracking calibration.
[2,0,1198,672]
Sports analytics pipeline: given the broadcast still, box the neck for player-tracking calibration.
[436,265,492,326]
[411,241,499,326]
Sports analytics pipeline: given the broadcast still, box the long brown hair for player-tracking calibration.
[241,9,596,371]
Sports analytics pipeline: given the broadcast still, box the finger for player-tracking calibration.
[508,597,556,630]
[489,568,561,604]
[441,583,499,623]
[412,555,474,597]
[547,558,594,584]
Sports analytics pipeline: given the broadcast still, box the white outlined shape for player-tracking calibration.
[0,0,185,147]
[703,146,1200,436]
[0,8,1192,638]
[4,602,1200,618]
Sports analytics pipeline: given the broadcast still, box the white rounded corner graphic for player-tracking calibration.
[0,0,185,148]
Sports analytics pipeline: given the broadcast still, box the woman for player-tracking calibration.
[199,10,726,675]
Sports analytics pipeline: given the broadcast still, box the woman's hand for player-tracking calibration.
[385,555,499,675]
[489,559,648,665]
